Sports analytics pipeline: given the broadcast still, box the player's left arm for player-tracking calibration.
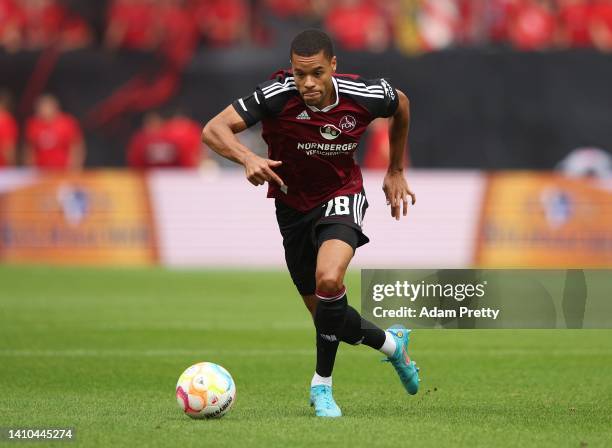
[383,89,416,221]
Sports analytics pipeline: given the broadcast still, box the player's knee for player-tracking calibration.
[315,270,344,295]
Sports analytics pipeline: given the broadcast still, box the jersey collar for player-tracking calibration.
[306,77,339,113]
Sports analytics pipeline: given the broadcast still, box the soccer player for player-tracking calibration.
[202,29,419,417]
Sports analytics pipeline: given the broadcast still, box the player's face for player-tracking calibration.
[291,51,337,108]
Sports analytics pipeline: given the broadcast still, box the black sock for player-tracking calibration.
[314,293,348,377]
[340,305,386,350]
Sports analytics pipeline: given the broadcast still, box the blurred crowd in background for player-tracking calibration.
[2,0,612,55]
[0,91,209,170]
[2,0,612,172]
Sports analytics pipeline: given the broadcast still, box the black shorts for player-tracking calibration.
[275,191,370,296]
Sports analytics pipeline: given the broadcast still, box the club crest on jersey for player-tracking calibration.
[339,115,357,132]
[320,124,342,140]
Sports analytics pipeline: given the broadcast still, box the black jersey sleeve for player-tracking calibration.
[336,76,400,119]
[231,88,266,127]
[232,72,297,127]
[373,78,400,118]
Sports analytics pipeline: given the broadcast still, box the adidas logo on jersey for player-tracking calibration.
[296,110,310,120]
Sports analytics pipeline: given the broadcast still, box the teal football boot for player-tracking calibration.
[383,326,420,395]
[309,385,342,417]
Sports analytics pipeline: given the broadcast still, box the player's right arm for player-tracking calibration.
[202,104,285,187]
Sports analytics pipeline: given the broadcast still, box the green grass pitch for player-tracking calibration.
[0,266,610,447]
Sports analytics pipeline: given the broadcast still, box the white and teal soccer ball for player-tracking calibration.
[175,362,236,419]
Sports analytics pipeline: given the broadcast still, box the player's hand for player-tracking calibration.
[382,170,416,221]
[242,153,286,188]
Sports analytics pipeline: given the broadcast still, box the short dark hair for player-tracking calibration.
[290,29,334,60]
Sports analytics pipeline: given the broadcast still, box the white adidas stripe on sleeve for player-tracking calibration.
[338,88,384,99]
[336,79,384,92]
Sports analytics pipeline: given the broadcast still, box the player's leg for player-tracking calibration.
[312,237,353,379]
[341,301,420,395]
[314,226,386,352]
[309,194,372,403]
[274,198,319,302]
[315,224,420,396]
[274,199,345,415]
[308,237,352,417]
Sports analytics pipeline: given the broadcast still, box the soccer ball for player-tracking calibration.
[175,362,236,419]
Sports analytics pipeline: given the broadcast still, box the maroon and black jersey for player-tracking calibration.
[232,71,399,211]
